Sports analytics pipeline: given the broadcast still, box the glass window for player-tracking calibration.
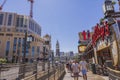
[13,38,17,53]
[20,17,23,27]
[7,28,11,32]
[22,38,29,56]
[8,14,12,26]
[22,38,24,55]
[37,46,40,54]
[32,46,35,56]
[18,38,21,46]
[0,14,3,25]
[24,19,27,27]
[24,30,27,33]
[117,21,120,31]
[16,17,19,27]
[5,41,10,56]
[26,46,29,55]
[20,29,23,32]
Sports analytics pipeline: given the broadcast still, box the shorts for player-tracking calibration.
[81,69,87,75]
[72,72,79,77]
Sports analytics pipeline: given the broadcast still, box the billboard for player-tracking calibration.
[78,45,86,53]
[78,30,93,42]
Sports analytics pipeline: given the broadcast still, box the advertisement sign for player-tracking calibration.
[79,30,92,41]
[78,45,86,53]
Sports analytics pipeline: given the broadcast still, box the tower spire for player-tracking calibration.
[56,40,60,56]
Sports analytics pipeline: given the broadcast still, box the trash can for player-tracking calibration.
[91,63,96,74]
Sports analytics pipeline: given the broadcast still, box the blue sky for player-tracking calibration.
[1,0,119,53]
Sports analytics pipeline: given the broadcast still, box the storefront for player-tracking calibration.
[91,20,120,79]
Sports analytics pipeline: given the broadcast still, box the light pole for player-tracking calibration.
[51,50,54,67]
[19,32,33,79]
[42,44,46,71]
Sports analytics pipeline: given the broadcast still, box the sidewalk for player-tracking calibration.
[63,70,109,80]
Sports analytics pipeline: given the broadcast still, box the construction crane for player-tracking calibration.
[28,0,34,18]
[0,0,7,11]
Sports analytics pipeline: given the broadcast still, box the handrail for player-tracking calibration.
[107,67,120,73]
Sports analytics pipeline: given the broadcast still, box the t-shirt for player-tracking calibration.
[71,63,79,73]
[79,61,87,70]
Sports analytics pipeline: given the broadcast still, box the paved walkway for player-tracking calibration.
[63,69,109,80]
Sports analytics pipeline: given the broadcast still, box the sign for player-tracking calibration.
[79,30,92,41]
[92,21,110,46]
[78,45,86,53]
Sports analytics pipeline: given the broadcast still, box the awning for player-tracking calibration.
[97,45,110,53]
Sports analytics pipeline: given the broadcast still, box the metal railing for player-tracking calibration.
[0,62,66,80]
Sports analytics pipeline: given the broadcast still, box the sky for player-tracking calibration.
[1,0,119,53]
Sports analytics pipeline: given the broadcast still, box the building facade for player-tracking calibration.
[0,11,44,63]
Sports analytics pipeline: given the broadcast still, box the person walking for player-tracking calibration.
[71,60,80,80]
[79,57,88,80]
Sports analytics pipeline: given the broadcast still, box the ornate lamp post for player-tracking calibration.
[103,0,115,18]
[19,32,33,79]
[42,44,46,71]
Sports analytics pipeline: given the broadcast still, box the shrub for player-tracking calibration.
[0,58,7,64]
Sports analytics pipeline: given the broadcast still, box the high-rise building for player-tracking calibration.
[0,11,44,63]
[56,40,60,56]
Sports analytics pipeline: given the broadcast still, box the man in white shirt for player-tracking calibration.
[71,60,80,77]
[79,57,88,80]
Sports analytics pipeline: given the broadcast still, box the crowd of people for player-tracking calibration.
[66,57,88,80]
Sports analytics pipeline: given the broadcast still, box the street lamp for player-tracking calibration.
[19,32,33,79]
[103,0,115,17]
[42,44,46,71]
[51,50,54,67]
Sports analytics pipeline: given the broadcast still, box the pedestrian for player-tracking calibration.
[66,62,69,72]
[79,57,88,80]
[71,60,80,77]
[69,61,72,72]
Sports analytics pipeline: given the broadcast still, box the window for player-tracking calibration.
[16,17,19,27]
[18,38,21,47]
[16,29,19,32]
[24,19,27,27]
[8,14,12,26]
[32,46,35,56]
[21,38,29,56]
[20,29,23,32]
[20,17,23,27]
[0,14,3,25]
[37,46,40,54]
[117,21,120,31]
[24,30,27,33]
[13,38,17,53]
[5,41,10,56]
[7,28,11,32]
[17,38,21,55]
[22,38,24,55]
[26,46,29,55]
[6,34,13,36]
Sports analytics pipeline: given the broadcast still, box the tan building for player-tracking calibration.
[0,11,45,63]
